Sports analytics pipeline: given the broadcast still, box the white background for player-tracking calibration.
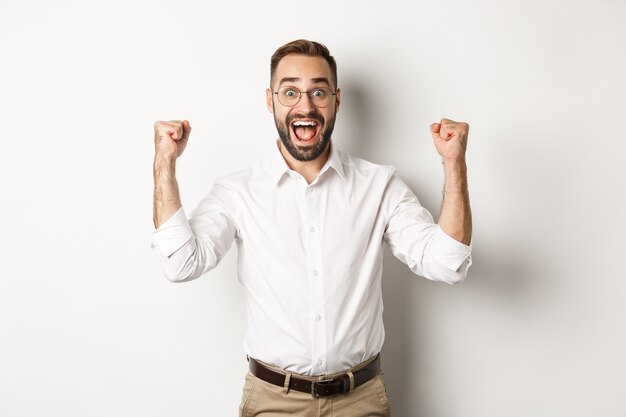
[1,0,625,416]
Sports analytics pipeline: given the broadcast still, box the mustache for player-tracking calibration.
[287,112,324,124]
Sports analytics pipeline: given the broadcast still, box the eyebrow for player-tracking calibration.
[278,77,331,87]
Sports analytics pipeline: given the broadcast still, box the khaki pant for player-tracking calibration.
[239,356,391,417]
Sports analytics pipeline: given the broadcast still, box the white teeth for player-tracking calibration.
[292,121,317,126]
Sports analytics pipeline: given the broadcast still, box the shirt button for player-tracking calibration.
[315,314,321,321]
[313,270,319,277]
[317,359,323,366]
[310,226,316,232]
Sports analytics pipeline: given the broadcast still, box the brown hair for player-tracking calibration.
[270,39,338,89]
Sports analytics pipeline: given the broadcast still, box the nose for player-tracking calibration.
[293,91,315,112]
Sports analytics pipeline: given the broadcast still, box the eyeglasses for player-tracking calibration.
[272,86,336,108]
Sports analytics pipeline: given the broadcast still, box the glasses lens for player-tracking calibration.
[278,87,300,106]
[310,88,331,107]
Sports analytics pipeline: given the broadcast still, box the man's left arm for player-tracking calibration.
[382,118,472,284]
[430,118,472,245]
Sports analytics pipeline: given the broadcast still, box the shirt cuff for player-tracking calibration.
[150,207,193,258]
[430,225,473,272]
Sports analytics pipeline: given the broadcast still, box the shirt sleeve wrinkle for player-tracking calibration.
[383,170,472,284]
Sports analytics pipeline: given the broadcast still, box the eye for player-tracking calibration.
[311,89,326,98]
[282,88,298,97]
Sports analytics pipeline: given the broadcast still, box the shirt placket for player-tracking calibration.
[304,184,327,374]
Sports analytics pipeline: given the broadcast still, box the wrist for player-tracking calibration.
[442,158,467,176]
[442,157,466,166]
[154,153,177,170]
[153,154,178,185]
[442,158,468,193]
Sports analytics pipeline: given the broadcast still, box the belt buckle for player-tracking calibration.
[311,377,343,398]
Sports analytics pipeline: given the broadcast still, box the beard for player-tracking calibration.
[273,109,336,162]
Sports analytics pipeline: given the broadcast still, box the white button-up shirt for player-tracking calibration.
[151,140,473,375]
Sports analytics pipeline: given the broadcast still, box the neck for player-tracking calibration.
[277,139,331,184]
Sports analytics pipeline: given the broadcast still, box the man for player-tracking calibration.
[151,39,472,417]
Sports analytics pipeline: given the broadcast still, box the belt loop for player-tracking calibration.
[347,370,355,392]
[282,372,292,395]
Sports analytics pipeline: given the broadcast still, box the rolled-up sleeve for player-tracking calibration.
[382,169,472,284]
[150,180,239,283]
[151,207,193,259]
[430,225,473,273]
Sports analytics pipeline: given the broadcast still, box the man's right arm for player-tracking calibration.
[153,120,190,228]
[150,120,238,283]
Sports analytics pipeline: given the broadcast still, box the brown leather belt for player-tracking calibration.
[247,354,380,398]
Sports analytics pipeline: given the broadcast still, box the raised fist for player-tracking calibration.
[153,120,191,161]
[430,118,469,163]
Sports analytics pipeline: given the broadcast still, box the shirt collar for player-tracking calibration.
[265,139,345,185]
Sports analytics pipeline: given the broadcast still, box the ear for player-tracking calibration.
[266,88,274,114]
[335,88,341,113]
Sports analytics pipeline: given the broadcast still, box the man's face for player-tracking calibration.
[266,55,341,162]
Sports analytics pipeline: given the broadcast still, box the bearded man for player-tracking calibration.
[151,39,473,417]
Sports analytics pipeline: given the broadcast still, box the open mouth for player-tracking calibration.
[290,119,321,145]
